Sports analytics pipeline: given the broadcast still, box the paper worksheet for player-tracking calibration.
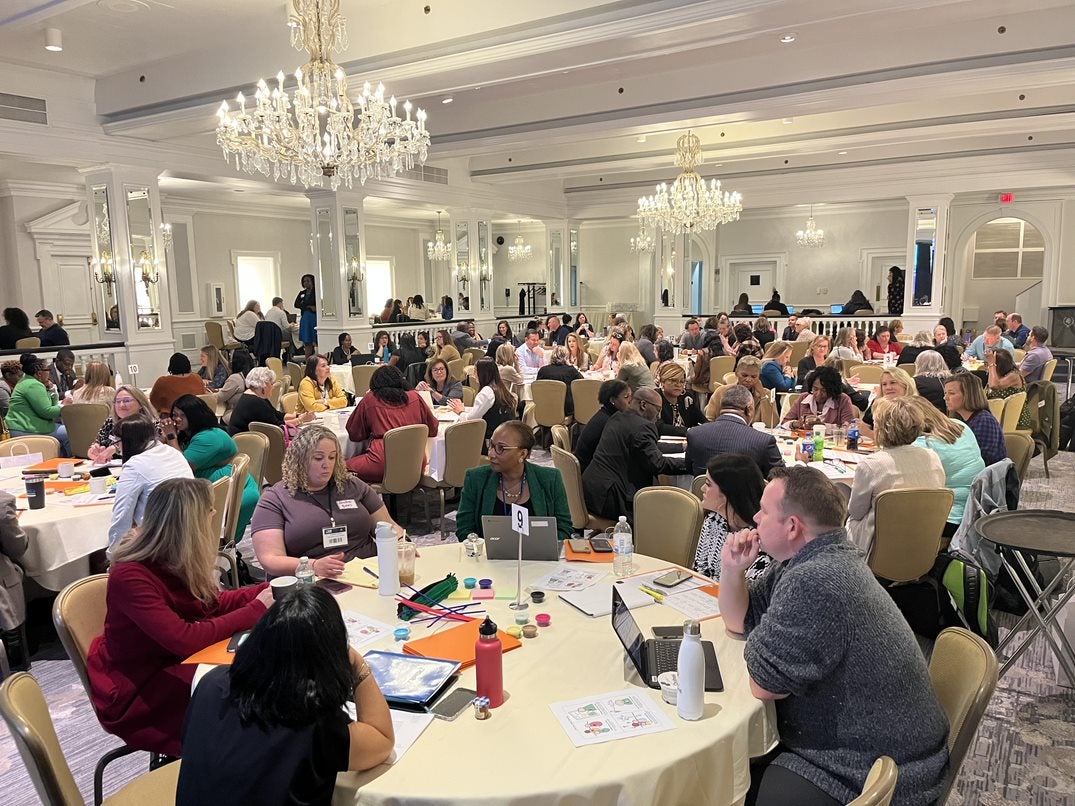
[342,610,395,650]
[343,704,434,764]
[550,689,676,747]
[663,588,721,621]
[530,565,606,591]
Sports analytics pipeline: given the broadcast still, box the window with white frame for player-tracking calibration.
[970,217,1044,279]
[365,258,393,318]
[234,252,280,311]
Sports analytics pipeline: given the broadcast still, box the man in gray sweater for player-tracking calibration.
[719,466,950,805]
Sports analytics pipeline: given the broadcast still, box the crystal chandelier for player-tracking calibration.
[427,211,451,262]
[215,0,430,190]
[508,235,532,262]
[629,221,655,254]
[637,131,742,234]
[796,206,825,248]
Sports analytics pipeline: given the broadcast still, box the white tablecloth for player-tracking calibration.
[331,365,355,395]
[332,545,778,805]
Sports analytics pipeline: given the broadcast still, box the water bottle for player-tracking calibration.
[295,556,315,586]
[375,521,399,597]
[676,620,705,720]
[847,418,860,451]
[612,516,633,578]
[812,426,825,462]
[114,371,123,389]
[474,616,505,708]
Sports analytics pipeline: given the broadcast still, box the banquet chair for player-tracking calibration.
[551,424,571,452]
[286,361,304,391]
[220,455,250,587]
[928,627,998,802]
[1041,358,1057,381]
[868,488,954,583]
[987,398,1006,421]
[722,371,737,385]
[205,320,240,355]
[196,392,219,418]
[209,475,230,547]
[234,431,269,490]
[550,446,615,533]
[14,337,40,349]
[849,364,884,385]
[462,385,477,407]
[788,341,811,367]
[633,486,704,568]
[1003,431,1034,481]
[280,391,299,414]
[531,380,569,442]
[446,358,466,384]
[404,361,428,388]
[371,424,430,528]
[419,419,485,540]
[848,756,898,806]
[0,435,61,460]
[1012,349,1026,364]
[0,672,181,806]
[250,422,286,486]
[690,474,706,500]
[352,364,378,397]
[901,363,916,376]
[570,378,603,425]
[708,356,735,393]
[59,403,110,459]
[265,357,287,388]
[463,347,485,366]
[762,309,783,318]
[1000,391,1026,432]
[268,379,284,410]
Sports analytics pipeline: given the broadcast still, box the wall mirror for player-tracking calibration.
[344,207,362,316]
[316,208,338,318]
[91,185,121,331]
[660,232,676,307]
[548,228,563,309]
[569,228,578,308]
[912,207,937,307]
[455,220,470,315]
[477,219,491,312]
[125,187,160,330]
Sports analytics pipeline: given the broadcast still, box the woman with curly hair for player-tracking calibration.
[251,425,404,578]
[782,365,854,430]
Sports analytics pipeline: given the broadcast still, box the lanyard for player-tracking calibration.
[307,487,335,527]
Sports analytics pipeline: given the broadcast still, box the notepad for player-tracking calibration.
[559,583,656,618]
[402,618,521,669]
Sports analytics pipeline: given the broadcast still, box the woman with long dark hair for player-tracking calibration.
[415,358,463,404]
[450,357,518,444]
[297,355,347,412]
[345,365,438,482]
[373,330,396,365]
[178,585,394,804]
[295,274,318,358]
[396,333,426,370]
[693,454,771,581]
[0,308,33,350]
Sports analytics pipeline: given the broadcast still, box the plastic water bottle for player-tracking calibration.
[612,516,634,578]
[676,620,705,720]
[812,426,825,462]
[375,521,399,597]
[847,418,860,451]
[296,556,315,586]
[114,372,123,389]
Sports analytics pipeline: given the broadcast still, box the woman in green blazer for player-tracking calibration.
[455,421,572,542]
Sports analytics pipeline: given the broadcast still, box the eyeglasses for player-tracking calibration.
[488,443,524,455]
[114,397,137,405]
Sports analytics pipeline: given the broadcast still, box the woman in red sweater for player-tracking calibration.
[87,477,272,757]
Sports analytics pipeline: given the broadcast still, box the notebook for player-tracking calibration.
[559,581,656,618]
[402,617,522,669]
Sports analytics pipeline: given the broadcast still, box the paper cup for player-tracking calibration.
[752,421,767,431]
[658,671,679,705]
[58,462,75,478]
[270,575,298,600]
[90,476,108,495]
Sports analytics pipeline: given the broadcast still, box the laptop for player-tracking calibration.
[830,303,844,314]
[611,587,723,691]
[481,516,560,561]
[750,304,765,315]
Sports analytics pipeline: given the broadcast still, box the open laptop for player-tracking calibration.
[611,587,723,691]
[481,516,561,561]
[830,303,845,314]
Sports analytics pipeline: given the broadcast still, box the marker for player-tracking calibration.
[638,585,665,603]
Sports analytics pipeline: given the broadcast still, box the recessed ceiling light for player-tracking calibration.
[44,28,62,52]
[782,118,793,125]
[442,96,454,104]
[779,33,796,44]
[838,151,847,155]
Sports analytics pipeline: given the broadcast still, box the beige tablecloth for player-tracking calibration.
[332,545,778,806]
[331,365,356,395]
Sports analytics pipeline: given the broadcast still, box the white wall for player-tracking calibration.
[364,223,427,303]
[577,221,642,311]
[492,222,548,315]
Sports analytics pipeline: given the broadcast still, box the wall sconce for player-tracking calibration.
[347,257,364,284]
[454,265,470,287]
[479,263,492,282]
[90,253,115,295]
[139,250,160,288]
[159,222,173,250]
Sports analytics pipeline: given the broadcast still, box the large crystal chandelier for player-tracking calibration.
[508,235,532,262]
[796,205,825,248]
[637,131,742,234]
[629,221,655,254]
[215,0,430,190]
[427,211,451,262]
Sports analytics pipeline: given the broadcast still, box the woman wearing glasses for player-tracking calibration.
[88,385,159,463]
[454,421,572,542]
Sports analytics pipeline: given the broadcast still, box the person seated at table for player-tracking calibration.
[87,478,272,757]
[846,398,945,558]
[70,360,116,405]
[149,352,208,416]
[841,288,875,315]
[455,421,572,542]
[866,325,902,358]
[344,365,438,483]
[6,353,71,456]
[913,350,950,413]
[986,349,1031,429]
[678,318,707,352]
[731,292,753,315]
[858,365,918,437]
[177,585,395,805]
[965,325,1015,360]
[515,328,547,370]
[888,318,904,341]
[759,341,795,392]
[574,379,631,472]
[433,329,461,364]
[564,332,591,371]
[728,323,763,365]
[215,347,255,426]
[935,319,960,349]
[615,342,655,392]
[688,386,781,478]
[795,334,830,386]
[792,316,816,344]
[1003,312,1031,348]
[405,293,431,322]
[594,331,624,373]
[583,387,686,522]
[89,385,159,463]
[197,345,230,390]
[1019,325,1052,382]
[694,454,771,582]
[417,331,434,359]
[491,320,519,350]
[782,367,854,432]
[752,315,775,348]
[828,326,863,363]
[395,333,427,372]
[721,467,949,806]
[822,356,871,414]
[906,397,984,539]
[633,324,658,366]
[415,358,463,405]
[944,371,1005,466]
[448,358,518,445]
[229,367,315,434]
[0,359,22,417]
[297,355,348,413]
[655,362,704,437]
[0,307,33,349]
[544,315,571,346]
[233,300,263,346]
[896,330,932,367]
[163,394,260,541]
[331,332,360,365]
[107,413,194,556]
[536,346,584,416]
[574,312,595,338]
[492,342,526,407]
[372,330,397,365]
[35,309,70,347]
[378,298,394,325]
[705,356,773,424]
[252,426,404,576]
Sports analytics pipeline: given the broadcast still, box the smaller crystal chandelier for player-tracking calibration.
[796,205,825,248]
[629,222,655,254]
[426,211,451,263]
[508,234,532,262]
[159,222,173,250]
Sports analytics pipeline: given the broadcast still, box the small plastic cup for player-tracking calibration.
[397,542,416,587]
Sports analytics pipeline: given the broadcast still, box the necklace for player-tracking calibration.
[501,472,527,501]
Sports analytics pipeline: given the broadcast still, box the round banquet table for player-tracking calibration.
[331,544,778,806]
[331,364,356,395]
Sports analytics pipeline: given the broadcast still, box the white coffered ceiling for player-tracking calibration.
[2,0,1075,207]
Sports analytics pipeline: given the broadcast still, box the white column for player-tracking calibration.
[904,194,954,328]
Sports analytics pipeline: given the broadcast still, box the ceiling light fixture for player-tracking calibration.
[838,150,847,155]
[782,118,793,125]
[426,211,451,263]
[507,232,532,262]
[216,0,429,190]
[44,28,62,52]
[629,221,655,254]
[779,33,796,43]
[442,96,454,104]
[796,205,825,248]
[637,130,743,235]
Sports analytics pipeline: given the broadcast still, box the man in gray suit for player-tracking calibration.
[686,385,782,478]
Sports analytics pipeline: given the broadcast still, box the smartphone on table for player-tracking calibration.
[653,569,694,588]
[317,578,354,595]
[590,537,613,553]
[567,538,591,553]
[431,687,478,721]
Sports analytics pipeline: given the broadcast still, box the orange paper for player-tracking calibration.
[23,458,82,473]
[565,542,614,563]
[403,618,521,669]
[183,637,234,666]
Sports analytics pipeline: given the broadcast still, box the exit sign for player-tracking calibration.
[1000,193,1015,204]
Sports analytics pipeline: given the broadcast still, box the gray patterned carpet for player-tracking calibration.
[2,450,1073,804]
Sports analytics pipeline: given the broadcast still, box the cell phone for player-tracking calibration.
[88,466,113,478]
[431,687,478,721]
[226,630,251,653]
[316,578,353,595]
[652,625,684,639]
[653,569,694,588]
[567,538,591,553]
[590,537,613,553]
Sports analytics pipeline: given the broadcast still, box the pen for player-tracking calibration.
[638,585,665,603]
[362,566,379,579]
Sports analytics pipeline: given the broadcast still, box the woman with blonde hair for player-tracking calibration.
[860,365,918,437]
[494,341,526,403]
[71,361,116,404]
[565,332,591,370]
[197,344,231,390]
[88,478,272,756]
[615,342,656,391]
[656,361,704,436]
[759,340,795,392]
[830,326,863,362]
[88,384,159,463]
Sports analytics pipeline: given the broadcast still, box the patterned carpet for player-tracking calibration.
[1,450,1073,804]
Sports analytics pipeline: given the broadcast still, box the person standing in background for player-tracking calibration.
[295,274,318,358]
[887,267,905,316]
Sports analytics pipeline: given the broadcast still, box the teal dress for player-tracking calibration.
[183,428,259,541]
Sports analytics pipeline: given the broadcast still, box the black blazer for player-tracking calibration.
[685,414,782,478]
[574,407,612,472]
[658,392,705,437]
[915,376,947,413]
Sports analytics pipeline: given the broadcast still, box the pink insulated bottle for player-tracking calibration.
[474,616,505,708]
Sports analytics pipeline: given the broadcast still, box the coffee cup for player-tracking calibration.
[24,475,46,510]
[90,476,108,495]
[58,462,75,479]
[270,575,298,600]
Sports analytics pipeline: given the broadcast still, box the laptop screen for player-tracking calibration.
[611,588,647,677]
[830,304,844,314]
[750,304,765,315]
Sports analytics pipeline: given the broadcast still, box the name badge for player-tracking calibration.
[322,525,348,549]
[337,499,358,510]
